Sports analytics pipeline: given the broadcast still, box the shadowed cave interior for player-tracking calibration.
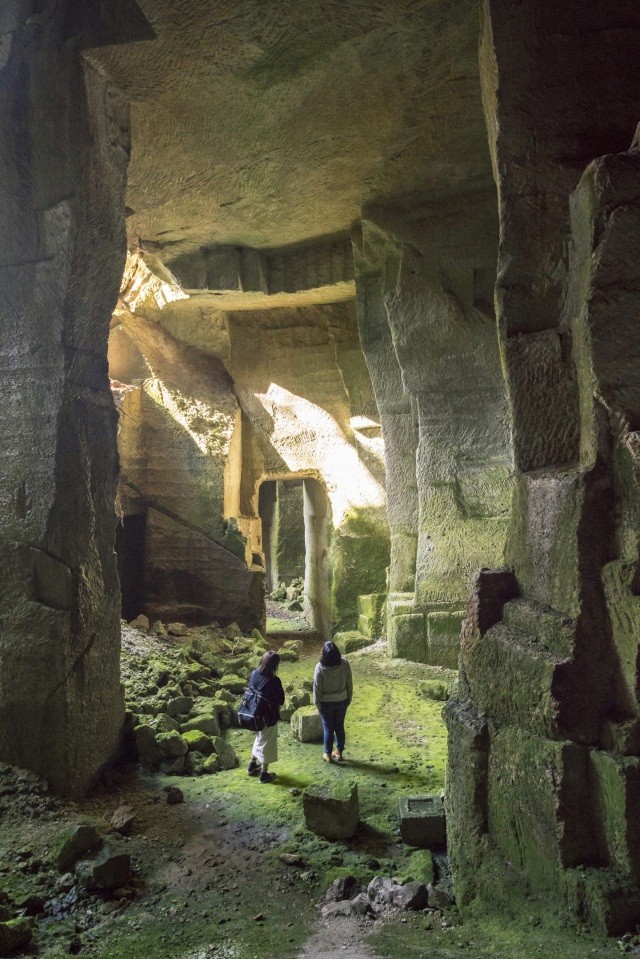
[1,1,640,957]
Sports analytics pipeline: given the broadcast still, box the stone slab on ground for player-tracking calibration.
[303,780,359,840]
[291,706,324,743]
[334,630,376,654]
[399,794,446,848]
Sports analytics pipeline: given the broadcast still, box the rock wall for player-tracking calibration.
[226,303,389,631]
[0,1,152,795]
[354,191,512,667]
[112,258,387,634]
[445,0,640,932]
[110,310,264,632]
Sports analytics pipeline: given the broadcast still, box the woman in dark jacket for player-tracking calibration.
[246,650,285,784]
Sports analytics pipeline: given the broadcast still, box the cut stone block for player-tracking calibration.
[427,610,464,669]
[590,751,640,882]
[334,630,375,654]
[357,593,386,638]
[389,612,426,662]
[564,868,640,937]
[399,794,446,849]
[303,781,359,840]
[291,706,323,743]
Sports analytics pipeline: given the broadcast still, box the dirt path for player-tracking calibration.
[298,916,378,959]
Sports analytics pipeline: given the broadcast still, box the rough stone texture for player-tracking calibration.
[446,0,640,930]
[291,707,324,744]
[0,1,151,795]
[354,191,512,666]
[303,781,359,840]
[91,0,493,258]
[399,795,446,849]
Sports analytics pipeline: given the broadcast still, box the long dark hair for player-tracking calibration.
[258,650,280,676]
[320,641,342,668]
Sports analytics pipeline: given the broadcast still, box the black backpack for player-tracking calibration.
[237,673,271,732]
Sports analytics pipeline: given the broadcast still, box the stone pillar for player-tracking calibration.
[354,192,512,667]
[446,0,640,931]
[0,1,152,795]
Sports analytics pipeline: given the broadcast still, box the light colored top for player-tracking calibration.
[313,659,353,706]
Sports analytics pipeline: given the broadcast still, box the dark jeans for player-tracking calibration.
[319,699,348,754]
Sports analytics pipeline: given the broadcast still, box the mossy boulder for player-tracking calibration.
[334,631,374,654]
[182,730,214,755]
[212,737,238,770]
[134,724,163,768]
[181,713,221,738]
[0,918,32,955]
[218,675,247,695]
[156,730,188,759]
[419,679,449,702]
[54,823,101,873]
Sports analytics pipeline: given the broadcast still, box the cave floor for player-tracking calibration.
[0,643,631,958]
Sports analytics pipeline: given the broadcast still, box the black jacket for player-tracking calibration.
[249,670,285,727]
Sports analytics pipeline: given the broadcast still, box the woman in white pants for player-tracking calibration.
[246,651,285,783]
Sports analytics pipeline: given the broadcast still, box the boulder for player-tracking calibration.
[129,614,150,631]
[110,806,136,835]
[150,713,180,734]
[166,696,194,718]
[79,845,132,891]
[419,679,449,702]
[202,754,222,774]
[222,623,242,639]
[278,649,299,662]
[321,895,369,918]
[167,622,188,637]
[408,849,434,886]
[325,875,361,901]
[335,630,375,654]
[181,713,221,738]
[303,781,359,840]
[134,724,163,769]
[0,918,32,956]
[165,786,184,805]
[54,823,101,873]
[218,675,247,695]
[290,691,311,710]
[156,731,188,760]
[367,876,428,912]
[211,737,238,770]
[182,730,214,756]
[291,706,323,743]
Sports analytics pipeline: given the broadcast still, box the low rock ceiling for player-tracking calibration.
[92,0,493,272]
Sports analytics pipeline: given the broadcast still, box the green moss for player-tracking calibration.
[330,509,390,631]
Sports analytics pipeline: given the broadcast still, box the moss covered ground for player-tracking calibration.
[0,639,633,958]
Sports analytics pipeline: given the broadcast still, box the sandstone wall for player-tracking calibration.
[354,191,512,667]
[110,310,264,632]
[0,1,152,795]
[445,0,640,932]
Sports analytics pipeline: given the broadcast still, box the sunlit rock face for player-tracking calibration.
[445,0,640,931]
[112,255,389,633]
[0,0,152,796]
[354,190,512,667]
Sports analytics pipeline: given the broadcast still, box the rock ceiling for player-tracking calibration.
[92,0,493,273]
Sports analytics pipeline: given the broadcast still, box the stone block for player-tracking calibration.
[426,610,464,668]
[463,567,519,638]
[463,622,563,735]
[182,730,214,756]
[156,731,188,759]
[419,679,448,702]
[389,612,426,662]
[303,781,359,840]
[399,794,446,849]
[564,868,640,937]
[357,593,386,638]
[487,728,596,892]
[134,724,163,769]
[291,706,323,743]
[590,751,640,882]
[334,630,374,654]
